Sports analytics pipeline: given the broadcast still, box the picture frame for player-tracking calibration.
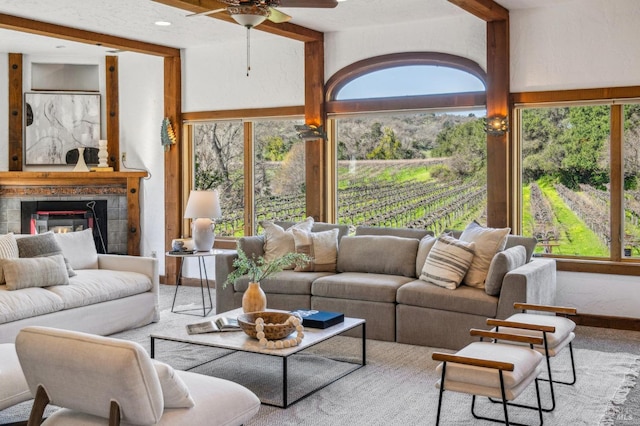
[24,92,101,165]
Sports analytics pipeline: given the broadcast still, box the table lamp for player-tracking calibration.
[184,189,222,251]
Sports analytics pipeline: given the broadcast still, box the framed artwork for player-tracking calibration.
[24,92,101,165]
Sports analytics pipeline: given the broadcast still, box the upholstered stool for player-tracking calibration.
[432,329,545,426]
[487,303,577,412]
[0,343,32,411]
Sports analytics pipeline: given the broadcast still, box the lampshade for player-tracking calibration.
[184,190,222,219]
[228,5,269,28]
[184,190,222,252]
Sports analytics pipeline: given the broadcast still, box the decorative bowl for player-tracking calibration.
[237,311,296,340]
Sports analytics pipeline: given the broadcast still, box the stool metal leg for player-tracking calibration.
[539,342,577,386]
[170,257,185,313]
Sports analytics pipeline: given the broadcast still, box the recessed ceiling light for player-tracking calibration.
[155,21,171,26]
[55,45,66,49]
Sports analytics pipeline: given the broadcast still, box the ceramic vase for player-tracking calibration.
[98,139,109,168]
[242,281,267,313]
[73,147,90,172]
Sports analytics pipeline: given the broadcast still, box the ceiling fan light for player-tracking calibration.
[228,5,270,28]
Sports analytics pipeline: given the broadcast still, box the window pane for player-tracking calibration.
[193,122,244,237]
[521,106,611,257]
[336,65,485,100]
[253,119,306,233]
[623,104,640,258]
[335,111,487,234]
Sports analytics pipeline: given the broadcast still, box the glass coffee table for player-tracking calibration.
[150,308,366,408]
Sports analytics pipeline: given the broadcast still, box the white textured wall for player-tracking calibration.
[117,53,165,269]
[183,34,304,112]
[510,0,640,92]
[325,14,486,79]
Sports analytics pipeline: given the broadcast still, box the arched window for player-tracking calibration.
[325,53,488,231]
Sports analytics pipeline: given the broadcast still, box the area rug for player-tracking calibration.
[1,285,639,426]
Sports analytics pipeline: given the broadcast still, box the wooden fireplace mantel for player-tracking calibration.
[0,171,148,255]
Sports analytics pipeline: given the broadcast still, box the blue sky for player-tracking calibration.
[337,65,486,100]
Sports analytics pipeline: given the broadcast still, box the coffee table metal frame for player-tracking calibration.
[150,308,366,408]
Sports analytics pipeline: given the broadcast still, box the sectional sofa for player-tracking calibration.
[216,222,556,349]
[0,229,159,344]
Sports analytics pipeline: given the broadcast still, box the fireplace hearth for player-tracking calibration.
[21,200,108,254]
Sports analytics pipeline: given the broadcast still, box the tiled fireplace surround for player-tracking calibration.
[0,185,128,254]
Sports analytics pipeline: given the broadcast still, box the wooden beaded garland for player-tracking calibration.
[255,316,304,348]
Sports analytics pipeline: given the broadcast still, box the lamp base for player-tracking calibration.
[192,218,215,251]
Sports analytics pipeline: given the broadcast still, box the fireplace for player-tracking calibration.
[21,200,108,254]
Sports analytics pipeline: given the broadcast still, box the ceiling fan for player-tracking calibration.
[188,0,339,29]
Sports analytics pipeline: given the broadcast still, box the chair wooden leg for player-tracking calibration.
[27,386,49,426]
[109,400,121,426]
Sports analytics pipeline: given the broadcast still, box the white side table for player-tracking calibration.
[166,249,234,317]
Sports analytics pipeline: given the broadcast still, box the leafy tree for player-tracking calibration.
[432,119,486,178]
[366,127,408,159]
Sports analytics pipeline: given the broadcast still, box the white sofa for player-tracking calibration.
[0,229,159,344]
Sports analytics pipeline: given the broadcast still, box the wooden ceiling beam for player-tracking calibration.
[447,0,508,22]
[0,13,179,57]
[152,0,323,42]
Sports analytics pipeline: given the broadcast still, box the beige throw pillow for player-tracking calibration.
[292,228,339,272]
[152,360,195,408]
[420,235,476,290]
[261,217,314,268]
[0,233,19,284]
[2,254,70,290]
[460,221,510,288]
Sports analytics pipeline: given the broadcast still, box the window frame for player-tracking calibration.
[181,107,305,244]
[512,87,640,274]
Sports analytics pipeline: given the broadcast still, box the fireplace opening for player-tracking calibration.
[21,200,108,254]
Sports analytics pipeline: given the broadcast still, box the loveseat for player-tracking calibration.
[216,221,556,350]
[0,229,159,344]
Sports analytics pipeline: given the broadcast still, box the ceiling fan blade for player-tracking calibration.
[267,7,292,24]
[186,8,226,17]
[278,0,338,8]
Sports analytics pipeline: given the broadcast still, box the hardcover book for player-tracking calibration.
[291,309,344,329]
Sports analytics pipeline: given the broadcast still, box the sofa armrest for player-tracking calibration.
[97,254,159,291]
[496,258,556,319]
[215,251,239,314]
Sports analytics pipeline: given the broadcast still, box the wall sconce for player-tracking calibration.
[486,115,509,135]
[295,124,326,141]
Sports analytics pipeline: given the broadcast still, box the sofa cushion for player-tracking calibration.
[337,235,419,277]
[397,279,498,318]
[485,245,528,296]
[0,286,65,324]
[53,228,99,270]
[233,270,333,295]
[292,228,339,272]
[2,254,70,290]
[355,226,433,239]
[415,235,437,278]
[16,232,76,277]
[504,235,538,262]
[46,269,153,310]
[277,221,350,242]
[312,272,413,303]
[459,221,510,288]
[0,233,19,285]
[152,360,195,408]
[420,235,476,290]
[261,217,314,267]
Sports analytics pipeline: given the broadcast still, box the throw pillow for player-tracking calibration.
[2,254,70,290]
[292,228,339,272]
[261,217,314,267]
[152,360,196,408]
[459,221,510,289]
[53,228,99,270]
[484,245,528,296]
[420,235,476,290]
[415,235,437,278]
[16,232,76,277]
[0,233,19,284]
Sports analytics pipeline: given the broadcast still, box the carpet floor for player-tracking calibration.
[2,284,640,426]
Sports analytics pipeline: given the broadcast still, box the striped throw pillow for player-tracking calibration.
[0,233,19,284]
[420,235,476,290]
